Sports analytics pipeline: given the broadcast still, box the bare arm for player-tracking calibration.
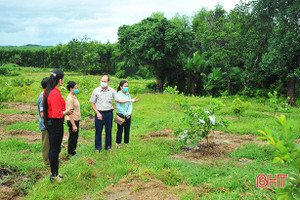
[91,102,102,120]
[118,97,138,103]
[69,113,78,132]
[41,111,44,118]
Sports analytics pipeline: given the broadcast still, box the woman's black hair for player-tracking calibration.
[43,69,64,127]
[117,80,128,92]
[67,81,77,91]
[41,77,49,89]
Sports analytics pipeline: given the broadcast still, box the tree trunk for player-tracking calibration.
[226,66,231,95]
[156,78,164,93]
[287,78,297,107]
[191,72,195,94]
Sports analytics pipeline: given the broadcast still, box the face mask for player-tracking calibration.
[73,89,79,94]
[101,82,108,88]
[123,87,129,92]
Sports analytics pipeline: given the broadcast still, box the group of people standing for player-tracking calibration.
[38,69,138,182]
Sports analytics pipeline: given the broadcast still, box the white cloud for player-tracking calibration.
[0,0,243,46]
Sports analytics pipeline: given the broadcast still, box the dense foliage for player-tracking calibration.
[0,0,299,105]
[258,115,300,199]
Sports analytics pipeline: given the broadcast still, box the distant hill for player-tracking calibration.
[0,44,53,50]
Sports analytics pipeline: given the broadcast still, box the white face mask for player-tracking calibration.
[101,82,108,88]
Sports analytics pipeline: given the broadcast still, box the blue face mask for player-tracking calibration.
[73,89,79,94]
[123,87,129,92]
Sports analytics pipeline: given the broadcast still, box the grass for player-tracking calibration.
[228,143,276,161]
[0,68,299,199]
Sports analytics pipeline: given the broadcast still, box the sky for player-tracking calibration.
[0,0,242,46]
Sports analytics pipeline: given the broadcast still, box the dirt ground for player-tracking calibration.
[2,102,37,113]
[143,128,268,163]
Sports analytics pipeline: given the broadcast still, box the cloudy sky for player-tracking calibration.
[0,0,241,46]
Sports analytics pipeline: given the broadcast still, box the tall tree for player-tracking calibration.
[253,0,299,106]
[192,5,241,96]
[118,13,192,92]
[229,1,272,94]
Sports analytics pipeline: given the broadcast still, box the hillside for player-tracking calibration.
[0,44,53,50]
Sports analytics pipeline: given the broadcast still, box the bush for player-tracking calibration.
[231,97,250,120]
[146,82,157,92]
[174,99,229,148]
[0,78,13,108]
[164,85,179,95]
[115,70,126,78]
[268,90,290,114]
[0,63,20,76]
[10,77,35,87]
[257,115,300,199]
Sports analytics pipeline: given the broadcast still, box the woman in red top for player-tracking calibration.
[43,69,72,182]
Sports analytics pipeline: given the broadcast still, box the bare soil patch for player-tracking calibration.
[0,113,37,125]
[141,128,174,140]
[2,103,36,113]
[80,117,95,130]
[0,128,40,144]
[143,129,266,162]
[175,131,267,162]
[101,175,212,200]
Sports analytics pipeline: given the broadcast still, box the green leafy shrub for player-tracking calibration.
[10,77,34,87]
[146,82,157,92]
[268,90,290,115]
[164,85,179,95]
[80,102,94,119]
[0,63,20,76]
[77,77,94,94]
[115,70,126,78]
[231,97,250,120]
[257,115,300,199]
[0,78,13,108]
[175,99,229,148]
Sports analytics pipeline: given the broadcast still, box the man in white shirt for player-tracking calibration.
[90,75,137,152]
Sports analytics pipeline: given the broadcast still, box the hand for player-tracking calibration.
[97,112,102,120]
[126,115,130,119]
[132,97,139,102]
[72,125,78,132]
[64,108,73,116]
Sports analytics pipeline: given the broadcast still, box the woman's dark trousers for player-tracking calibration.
[47,118,64,177]
[67,120,79,155]
[116,116,131,144]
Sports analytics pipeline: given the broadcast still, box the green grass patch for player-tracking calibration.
[4,120,40,132]
[228,143,276,161]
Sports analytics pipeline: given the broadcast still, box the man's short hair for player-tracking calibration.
[102,75,110,82]
[41,77,49,89]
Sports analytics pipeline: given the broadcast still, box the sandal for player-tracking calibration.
[116,144,122,149]
[50,174,62,183]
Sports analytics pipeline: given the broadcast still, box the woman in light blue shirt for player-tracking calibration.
[116,80,133,148]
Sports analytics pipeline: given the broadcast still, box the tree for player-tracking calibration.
[192,5,241,96]
[253,0,299,107]
[67,36,99,74]
[118,13,192,92]
[229,1,272,94]
[184,51,207,94]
